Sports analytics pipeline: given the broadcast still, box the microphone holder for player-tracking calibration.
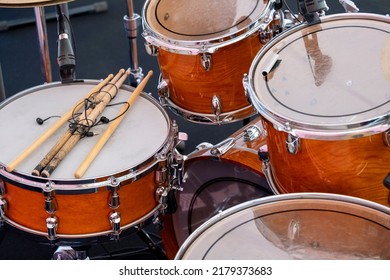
[123,0,144,87]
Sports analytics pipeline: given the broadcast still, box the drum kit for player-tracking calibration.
[0,0,389,260]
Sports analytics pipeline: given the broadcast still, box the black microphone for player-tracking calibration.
[298,0,329,24]
[56,5,76,82]
[36,116,60,125]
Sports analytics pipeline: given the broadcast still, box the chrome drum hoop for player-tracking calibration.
[142,0,276,55]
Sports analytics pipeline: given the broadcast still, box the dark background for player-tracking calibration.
[0,0,388,259]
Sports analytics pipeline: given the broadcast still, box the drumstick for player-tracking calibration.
[74,70,154,179]
[40,69,131,178]
[6,73,114,173]
[31,69,126,176]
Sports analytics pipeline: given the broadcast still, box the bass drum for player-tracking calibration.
[175,193,390,260]
[160,118,273,259]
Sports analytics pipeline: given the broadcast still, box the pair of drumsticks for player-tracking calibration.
[6,69,153,179]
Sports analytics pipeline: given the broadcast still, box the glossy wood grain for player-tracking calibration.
[263,120,390,207]
[3,171,158,235]
[157,33,263,114]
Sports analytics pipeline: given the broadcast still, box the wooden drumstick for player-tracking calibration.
[6,73,114,173]
[74,70,154,179]
[40,69,131,178]
[31,69,125,176]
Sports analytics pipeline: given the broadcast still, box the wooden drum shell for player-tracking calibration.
[157,34,263,115]
[263,120,390,207]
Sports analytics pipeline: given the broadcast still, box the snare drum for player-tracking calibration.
[160,118,272,259]
[175,193,390,260]
[244,13,390,206]
[142,0,277,124]
[0,81,175,243]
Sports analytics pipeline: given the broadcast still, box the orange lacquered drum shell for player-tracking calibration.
[160,117,272,259]
[142,0,275,122]
[264,120,390,206]
[0,81,173,241]
[245,13,390,207]
[156,36,261,114]
[3,173,156,235]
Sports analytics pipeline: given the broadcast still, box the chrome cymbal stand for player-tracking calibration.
[123,0,143,86]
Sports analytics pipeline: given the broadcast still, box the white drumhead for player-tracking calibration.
[175,193,390,260]
[143,0,272,51]
[0,81,170,180]
[247,13,390,139]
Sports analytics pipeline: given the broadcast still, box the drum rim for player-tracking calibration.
[0,80,174,192]
[175,192,390,259]
[0,0,72,8]
[245,13,390,140]
[142,0,275,54]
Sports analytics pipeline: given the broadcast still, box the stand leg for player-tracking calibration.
[34,6,52,83]
[124,0,143,86]
[137,228,168,260]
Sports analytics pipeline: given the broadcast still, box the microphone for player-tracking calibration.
[298,0,329,24]
[36,116,60,125]
[56,5,76,82]
[302,0,329,15]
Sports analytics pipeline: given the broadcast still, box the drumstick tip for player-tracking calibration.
[5,165,13,173]
[74,170,83,179]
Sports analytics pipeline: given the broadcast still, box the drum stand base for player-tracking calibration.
[53,245,90,260]
[136,228,168,260]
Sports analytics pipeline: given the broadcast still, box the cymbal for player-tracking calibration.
[0,0,73,8]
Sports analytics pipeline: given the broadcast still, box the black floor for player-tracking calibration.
[0,0,388,260]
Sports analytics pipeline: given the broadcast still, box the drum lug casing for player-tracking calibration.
[144,41,159,56]
[383,130,390,148]
[0,179,6,225]
[201,53,212,71]
[259,25,273,44]
[0,179,5,196]
[170,151,185,192]
[211,95,222,121]
[286,133,300,155]
[107,176,121,209]
[157,78,169,105]
[109,211,121,241]
[242,74,252,105]
[0,198,7,227]
[46,216,58,241]
[43,181,57,214]
[243,125,262,142]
